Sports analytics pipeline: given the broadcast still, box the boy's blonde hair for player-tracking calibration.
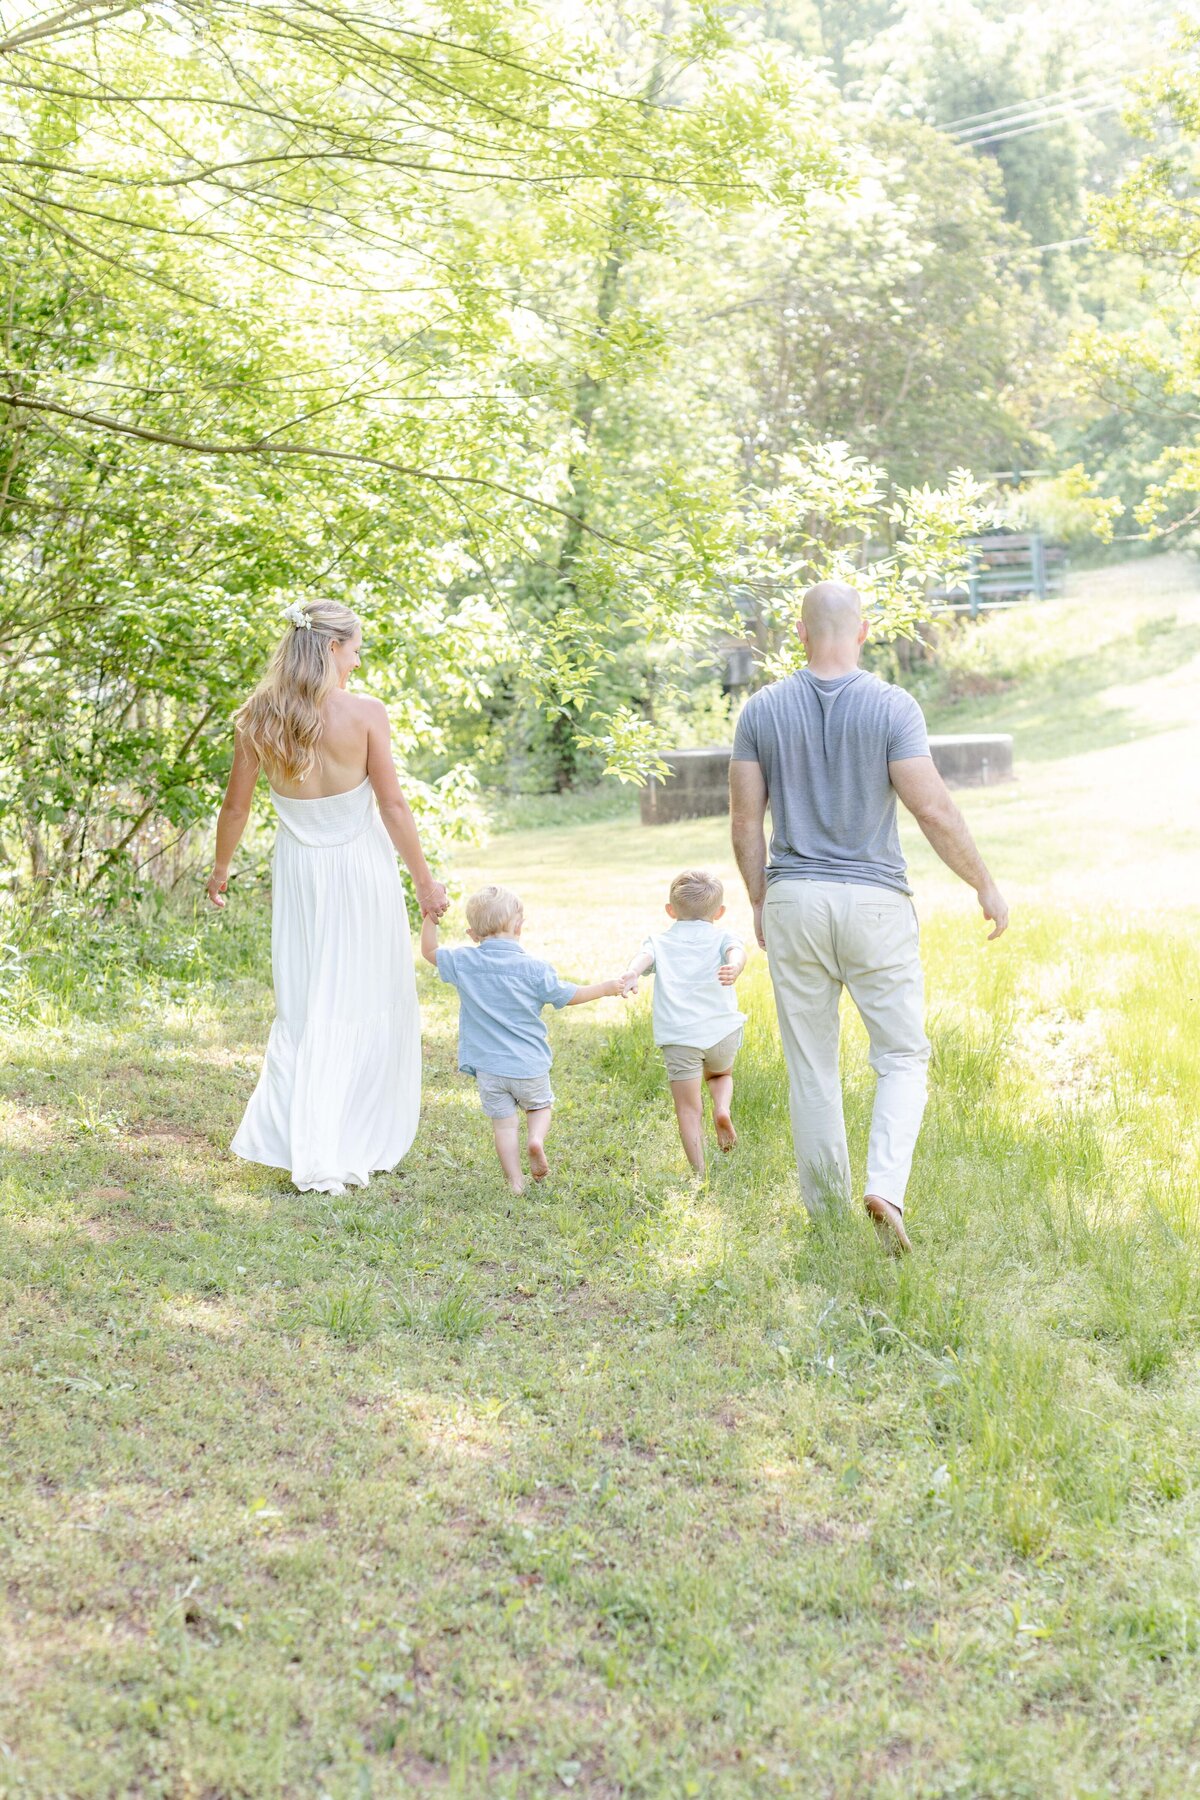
[466,884,522,939]
[669,869,724,920]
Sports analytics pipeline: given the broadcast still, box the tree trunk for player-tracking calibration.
[544,3,674,790]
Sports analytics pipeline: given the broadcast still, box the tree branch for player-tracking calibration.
[0,0,139,56]
[0,387,661,554]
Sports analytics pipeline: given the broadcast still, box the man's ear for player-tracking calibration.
[858,617,870,645]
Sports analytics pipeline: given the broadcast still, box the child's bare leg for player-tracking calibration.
[706,1069,737,1152]
[525,1106,552,1180]
[491,1115,525,1193]
[670,1078,706,1173]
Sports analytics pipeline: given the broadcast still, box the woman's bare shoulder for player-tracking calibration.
[324,689,387,729]
[331,689,387,720]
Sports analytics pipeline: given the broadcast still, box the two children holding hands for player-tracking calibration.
[420,869,747,1192]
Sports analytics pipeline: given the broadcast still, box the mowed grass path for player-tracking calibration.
[4,565,1200,1797]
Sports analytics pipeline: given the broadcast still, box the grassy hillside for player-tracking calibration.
[2,560,1199,1797]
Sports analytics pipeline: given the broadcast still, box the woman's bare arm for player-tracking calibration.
[364,699,448,918]
[208,732,260,908]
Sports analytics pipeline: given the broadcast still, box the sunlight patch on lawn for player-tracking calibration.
[395,1388,511,1464]
[0,1104,56,1148]
[207,1180,281,1217]
[157,1295,248,1338]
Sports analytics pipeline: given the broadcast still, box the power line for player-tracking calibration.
[949,84,1127,142]
[1030,235,1092,252]
[940,76,1129,133]
[964,95,1129,146]
[962,96,1128,147]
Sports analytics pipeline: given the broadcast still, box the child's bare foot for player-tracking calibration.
[528,1143,549,1181]
[714,1111,737,1152]
[508,1175,526,1196]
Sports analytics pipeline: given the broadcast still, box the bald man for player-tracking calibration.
[730,581,1008,1253]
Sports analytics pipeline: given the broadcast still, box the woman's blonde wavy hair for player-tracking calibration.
[236,599,360,784]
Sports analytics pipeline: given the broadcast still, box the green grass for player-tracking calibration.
[3,559,1200,1797]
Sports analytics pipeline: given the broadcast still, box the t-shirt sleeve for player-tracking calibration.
[640,935,657,970]
[719,929,744,961]
[887,689,930,762]
[434,946,458,986]
[532,960,577,1009]
[730,699,760,763]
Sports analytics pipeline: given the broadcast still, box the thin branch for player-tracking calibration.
[0,388,662,555]
[0,0,139,56]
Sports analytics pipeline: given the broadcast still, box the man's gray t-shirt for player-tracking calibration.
[731,669,930,895]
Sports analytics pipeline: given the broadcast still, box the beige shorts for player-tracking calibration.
[475,1072,554,1119]
[660,1027,743,1084]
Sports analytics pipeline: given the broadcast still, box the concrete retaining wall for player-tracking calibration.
[640,732,1014,824]
[928,733,1013,787]
[640,748,732,825]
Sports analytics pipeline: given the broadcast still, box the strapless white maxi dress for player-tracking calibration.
[231,778,420,1193]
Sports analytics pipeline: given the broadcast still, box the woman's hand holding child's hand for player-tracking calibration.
[418,880,449,920]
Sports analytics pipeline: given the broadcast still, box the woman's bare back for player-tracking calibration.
[269,690,373,798]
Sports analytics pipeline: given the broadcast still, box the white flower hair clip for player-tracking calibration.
[281,600,312,631]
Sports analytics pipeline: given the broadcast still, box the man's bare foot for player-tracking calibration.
[865,1194,911,1256]
[528,1143,549,1181]
[714,1111,737,1153]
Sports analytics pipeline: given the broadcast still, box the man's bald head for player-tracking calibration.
[800,581,864,645]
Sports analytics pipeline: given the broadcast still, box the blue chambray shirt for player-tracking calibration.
[435,938,577,1077]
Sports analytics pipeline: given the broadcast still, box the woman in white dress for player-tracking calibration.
[207,599,448,1194]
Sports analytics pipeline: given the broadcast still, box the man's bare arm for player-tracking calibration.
[889,757,1009,940]
[730,758,769,946]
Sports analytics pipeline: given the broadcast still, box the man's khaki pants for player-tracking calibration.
[763,879,930,1215]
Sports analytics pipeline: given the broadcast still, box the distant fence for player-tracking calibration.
[933,531,1067,618]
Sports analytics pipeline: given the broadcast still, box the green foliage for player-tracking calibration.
[1010,463,1124,546]
[719,118,1045,486]
[1072,25,1200,541]
[734,448,993,679]
[0,0,1013,868]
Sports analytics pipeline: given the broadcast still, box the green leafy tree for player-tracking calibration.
[1071,26,1200,540]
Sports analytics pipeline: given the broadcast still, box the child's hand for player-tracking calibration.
[718,962,741,986]
[604,976,629,999]
[619,972,639,997]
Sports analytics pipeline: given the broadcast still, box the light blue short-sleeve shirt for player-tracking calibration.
[436,938,576,1077]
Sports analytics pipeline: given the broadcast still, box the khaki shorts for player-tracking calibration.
[660,1027,743,1083]
[475,1071,554,1119]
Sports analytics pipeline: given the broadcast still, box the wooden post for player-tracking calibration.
[1030,533,1047,600]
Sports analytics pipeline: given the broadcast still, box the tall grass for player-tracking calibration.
[3,883,1200,1796]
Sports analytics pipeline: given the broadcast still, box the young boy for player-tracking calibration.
[421,884,629,1194]
[623,870,747,1174]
